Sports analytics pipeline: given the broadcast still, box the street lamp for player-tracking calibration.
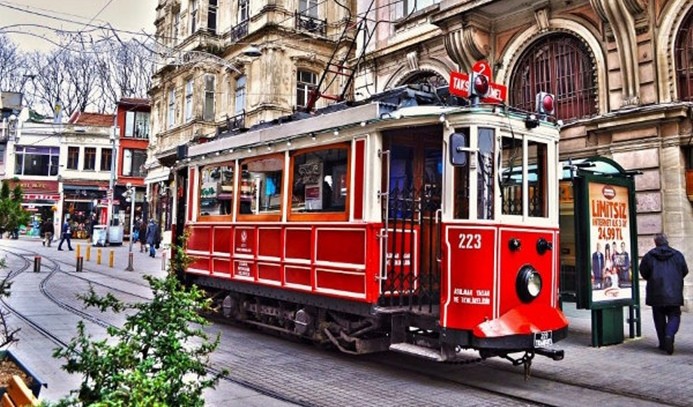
[123,182,136,271]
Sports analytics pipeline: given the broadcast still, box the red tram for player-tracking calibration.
[176,86,568,367]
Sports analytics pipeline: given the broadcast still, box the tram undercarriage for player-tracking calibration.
[194,275,563,371]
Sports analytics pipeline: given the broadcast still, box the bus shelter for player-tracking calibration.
[559,157,641,347]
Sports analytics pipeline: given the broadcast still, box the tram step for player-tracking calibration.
[389,343,443,361]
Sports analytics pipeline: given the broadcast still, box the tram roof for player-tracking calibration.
[187,85,557,161]
[188,85,454,159]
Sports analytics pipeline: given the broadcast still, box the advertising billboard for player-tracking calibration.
[587,181,634,305]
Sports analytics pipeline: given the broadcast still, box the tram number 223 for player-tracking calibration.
[458,233,482,249]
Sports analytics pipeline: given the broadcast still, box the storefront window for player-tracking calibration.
[291,146,348,214]
[239,156,283,217]
[14,146,59,176]
[199,163,234,217]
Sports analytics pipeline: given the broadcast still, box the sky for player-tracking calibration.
[0,0,157,52]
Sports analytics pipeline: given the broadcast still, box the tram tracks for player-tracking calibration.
[0,246,305,404]
[363,350,672,407]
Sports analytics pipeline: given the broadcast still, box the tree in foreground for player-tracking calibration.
[52,232,226,406]
[0,181,31,237]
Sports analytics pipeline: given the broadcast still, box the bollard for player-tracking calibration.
[33,256,41,273]
[109,250,115,268]
[97,248,102,265]
[125,252,134,271]
[76,256,83,272]
[86,245,91,262]
[161,251,167,271]
[76,244,81,259]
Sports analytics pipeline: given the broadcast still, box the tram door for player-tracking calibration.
[380,127,442,312]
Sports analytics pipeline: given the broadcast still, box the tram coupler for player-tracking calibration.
[535,347,564,361]
[33,256,41,273]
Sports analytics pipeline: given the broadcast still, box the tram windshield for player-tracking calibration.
[500,136,549,218]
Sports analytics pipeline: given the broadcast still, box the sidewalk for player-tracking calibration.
[1,235,691,405]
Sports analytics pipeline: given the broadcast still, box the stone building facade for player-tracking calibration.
[353,0,693,309]
[148,0,355,232]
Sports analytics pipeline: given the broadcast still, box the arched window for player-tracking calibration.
[675,10,693,101]
[399,71,447,88]
[510,34,597,121]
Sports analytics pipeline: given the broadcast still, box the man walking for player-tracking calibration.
[145,219,159,258]
[639,233,689,354]
[57,219,74,251]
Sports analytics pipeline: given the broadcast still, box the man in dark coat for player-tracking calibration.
[639,233,689,354]
[145,219,159,258]
[57,219,73,251]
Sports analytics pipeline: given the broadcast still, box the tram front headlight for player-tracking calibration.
[516,266,542,303]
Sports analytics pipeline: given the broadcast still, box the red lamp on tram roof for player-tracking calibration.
[469,72,490,98]
[536,92,555,115]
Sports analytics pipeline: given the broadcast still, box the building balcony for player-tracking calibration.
[295,12,326,37]
[227,21,249,43]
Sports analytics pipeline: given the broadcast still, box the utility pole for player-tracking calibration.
[107,125,118,240]
[124,183,136,271]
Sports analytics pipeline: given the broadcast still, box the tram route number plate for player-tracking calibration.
[534,331,553,347]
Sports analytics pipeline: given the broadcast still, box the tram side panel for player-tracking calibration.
[185,221,384,303]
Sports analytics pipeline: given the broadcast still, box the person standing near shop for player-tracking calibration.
[57,218,73,251]
[639,233,689,355]
[138,220,148,253]
[41,219,55,247]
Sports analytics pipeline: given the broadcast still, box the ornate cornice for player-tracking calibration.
[442,21,489,73]
[589,0,647,107]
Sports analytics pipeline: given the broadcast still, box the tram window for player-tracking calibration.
[501,135,523,215]
[238,156,283,217]
[528,140,548,217]
[452,129,470,219]
[199,163,234,217]
[449,132,468,166]
[390,145,414,192]
[477,128,495,220]
[291,146,349,213]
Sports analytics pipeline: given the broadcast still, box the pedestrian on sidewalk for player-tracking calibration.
[57,218,74,251]
[639,233,689,355]
[41,219,54,247]
[145,219,160,258]
[138,220,148,253]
